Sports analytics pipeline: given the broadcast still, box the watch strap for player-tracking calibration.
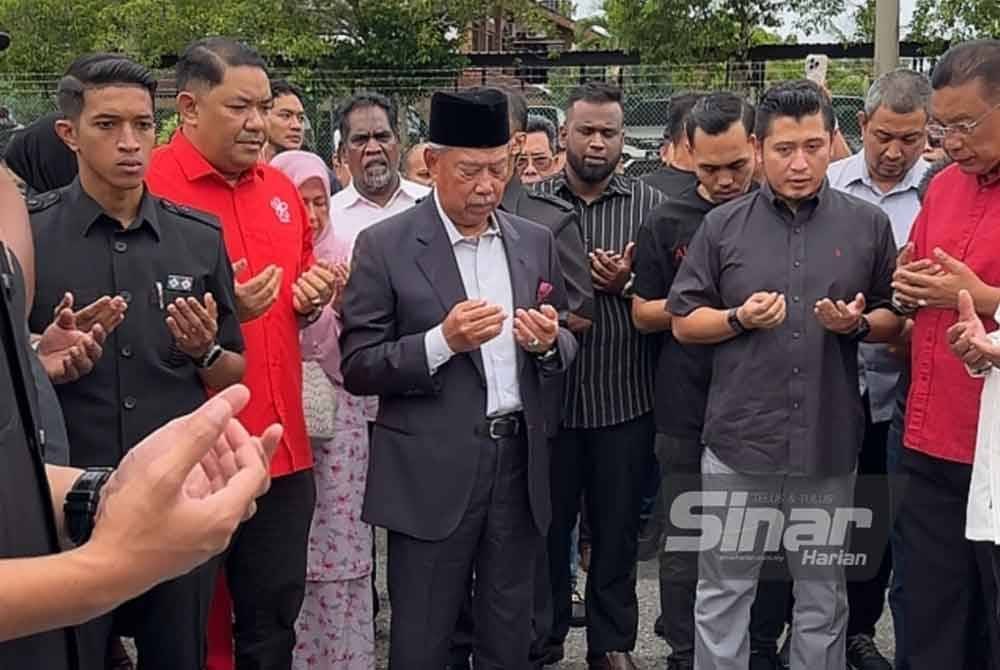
[195,343,224,369]
[727,307,747,335]
[64,467,114,546]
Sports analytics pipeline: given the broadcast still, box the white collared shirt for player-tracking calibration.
[424,192,522,417]
[329,177,430,257]
[827,151,929,247]
[966,306,1000,545]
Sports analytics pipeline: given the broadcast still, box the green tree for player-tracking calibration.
[604,0,845,63]
[909,0,1000,44]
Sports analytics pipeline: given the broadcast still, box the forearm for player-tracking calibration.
[631,297,672,334]
[971,282,1000,320]
[0,542,143,642]
[863,308,905,344]
[566,314,592,334]
[197,351,245,391]
[672,306,738,344]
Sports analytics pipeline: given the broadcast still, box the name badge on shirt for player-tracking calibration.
[167,274,194,292]
[270,197,291,224]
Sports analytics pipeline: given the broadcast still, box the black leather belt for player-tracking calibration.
[477,412,523,440]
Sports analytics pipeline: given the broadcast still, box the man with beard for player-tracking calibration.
[328,92,430,256]
[535,81,666,670]
[826,68,931,670]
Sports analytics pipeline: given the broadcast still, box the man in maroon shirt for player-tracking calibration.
[891,39,1000,669]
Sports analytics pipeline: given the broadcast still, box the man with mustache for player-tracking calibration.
[328,92,430,257]
[339,87,577,669]
[147,37,339,670]
[826,68,931,670]
[535,81,667,670]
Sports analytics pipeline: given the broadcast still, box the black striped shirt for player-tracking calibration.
[535,173,667,428]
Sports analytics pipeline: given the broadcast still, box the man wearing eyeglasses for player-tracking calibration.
[328,92,430,257]
[520,115,560,185]
[889,39,1000,669]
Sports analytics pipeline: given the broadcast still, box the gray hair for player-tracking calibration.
[526,114,557,153]
[864,69,932,117]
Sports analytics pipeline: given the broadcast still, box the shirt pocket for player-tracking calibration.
[156,275,207,367]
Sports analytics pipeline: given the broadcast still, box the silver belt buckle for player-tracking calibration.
[488,415,519,439]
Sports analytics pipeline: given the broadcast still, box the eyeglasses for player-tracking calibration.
[927,102,1000,141]
[515,153,554,171]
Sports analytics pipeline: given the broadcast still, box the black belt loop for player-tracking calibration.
[476,412,523,440]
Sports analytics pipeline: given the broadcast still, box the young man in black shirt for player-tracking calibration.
[641,91,702,198]
[632,92,786,670]
[27,54,245,670]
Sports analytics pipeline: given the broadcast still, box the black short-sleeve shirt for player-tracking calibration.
[668,180,897,477]
[28,178,244,467]
[641,165,699,199]
[633,184,715,438]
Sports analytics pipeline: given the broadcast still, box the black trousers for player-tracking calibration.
[77,557,219,670]
[898,448,1000,670]
[655,434,788,666]
[226,468,316,670]
[388,432,539,670]
[846,405,893,638]
[548,413,655,656]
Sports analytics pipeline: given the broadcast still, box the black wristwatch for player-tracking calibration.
[849,315,872,342]
[194,343,224,369]
[534,344,560,364]
[64,467,114,545]
[727,307,747,335]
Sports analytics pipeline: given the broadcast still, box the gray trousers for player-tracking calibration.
[694,447,855,670]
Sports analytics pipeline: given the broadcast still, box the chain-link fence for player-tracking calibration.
[0,57,936,179]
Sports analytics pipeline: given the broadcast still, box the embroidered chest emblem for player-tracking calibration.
[167,274,194,291]
[270,197,291,224]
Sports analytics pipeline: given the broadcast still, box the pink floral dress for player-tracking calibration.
[293,226,374,670]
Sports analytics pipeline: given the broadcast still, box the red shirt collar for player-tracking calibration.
[169,130,265,185]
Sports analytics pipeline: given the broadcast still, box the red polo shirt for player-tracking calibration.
[905,163,1000,465]
[147,131,314,477]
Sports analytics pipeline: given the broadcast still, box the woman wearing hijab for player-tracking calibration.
[272,150,373,670]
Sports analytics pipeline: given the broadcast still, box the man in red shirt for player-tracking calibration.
[891,39,1000,669]
[147,37,337,670]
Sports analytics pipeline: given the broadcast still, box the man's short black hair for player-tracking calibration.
[270,79,304,104]
[754,80,835,141]
[176,37,268,91]
[685,92,755,146]
[57,53,157,119]
[565,81,624,114]
[337,92,399,142]
[666,91,702,144]
[930,40,1000,99]
[504,89,529,134]
[526,114,557,153]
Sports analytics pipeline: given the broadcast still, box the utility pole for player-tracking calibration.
[874,0,901,76]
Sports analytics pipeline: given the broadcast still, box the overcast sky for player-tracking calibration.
[573,0,918,42]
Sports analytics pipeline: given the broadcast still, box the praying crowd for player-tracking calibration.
[1,28,1000,670]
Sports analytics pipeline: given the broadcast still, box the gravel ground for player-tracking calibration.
[372,529,897,669]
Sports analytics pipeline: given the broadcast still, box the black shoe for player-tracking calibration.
[749,650,781,670]
[846,634,892,670]
[653,613,665,639]
[570,589,587,628]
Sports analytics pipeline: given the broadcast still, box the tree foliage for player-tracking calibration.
[909,0,1000,45]
[0,0,547,74]
[604,0,845,63]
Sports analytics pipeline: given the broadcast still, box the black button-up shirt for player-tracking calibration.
[0,244,76,669]
[27,179,243,468]
[668,180,896,476]
[536,172,667,428]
